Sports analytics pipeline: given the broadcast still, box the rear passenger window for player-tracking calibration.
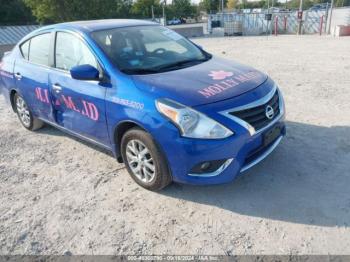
[55,32,98,71]
[20,40,30,60]
[28,33,51,66]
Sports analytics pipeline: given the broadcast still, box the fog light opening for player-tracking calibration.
[189,159,231,175]
[200,162,211,171]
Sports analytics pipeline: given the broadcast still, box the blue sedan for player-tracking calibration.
[0,19,286,190]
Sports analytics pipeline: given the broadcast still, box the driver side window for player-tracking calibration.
[55,32,98,71]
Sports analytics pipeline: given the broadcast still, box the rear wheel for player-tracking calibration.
[121,128,172,191]
[14,93,44,131]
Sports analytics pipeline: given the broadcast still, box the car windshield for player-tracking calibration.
[91,25,211,74]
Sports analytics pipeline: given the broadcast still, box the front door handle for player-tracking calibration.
[15,72,22,80]
[52,83,62,93]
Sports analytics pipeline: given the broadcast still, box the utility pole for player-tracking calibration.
[162,0,166,26]
[327,0,334,34]
[151,5,154,20]
[266,0,270,38]
[221,0,224,28]
[297,0,303,35]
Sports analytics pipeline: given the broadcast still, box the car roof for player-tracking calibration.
[36,19,158,34]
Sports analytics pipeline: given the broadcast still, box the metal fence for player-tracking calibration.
[0,25,41,45]
[208,10,328,35]
[0,25,41,58]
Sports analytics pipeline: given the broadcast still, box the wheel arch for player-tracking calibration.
[9,89,18,112]
[113,120,148,163]
[114,118,173,188]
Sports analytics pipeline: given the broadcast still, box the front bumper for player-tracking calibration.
[240,134,283,173]
[153,80,286,185]
[159,117,285,185]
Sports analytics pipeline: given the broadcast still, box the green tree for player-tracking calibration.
[199,0,221,13]
[24,0,132,23]
[0,0,35,25]
[226,0,238,10]
[285,0,313,9]
[131,0,162,18]
[170,0,196,18]
[239,0,266,9]
[335,0,350,6]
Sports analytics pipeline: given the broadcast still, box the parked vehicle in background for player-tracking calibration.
[267,7,290,13]
[309,3,329,11]
[252,8,262,13]
[184,18,197,24]
[167,18,182,25]
[0,19,286,190]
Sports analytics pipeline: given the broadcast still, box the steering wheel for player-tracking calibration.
[152,48,166,55]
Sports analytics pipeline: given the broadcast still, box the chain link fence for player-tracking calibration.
[208,10,328,35]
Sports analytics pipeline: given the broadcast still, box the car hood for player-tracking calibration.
[132,56,268,106]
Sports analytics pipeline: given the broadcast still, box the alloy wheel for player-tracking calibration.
[16,96,31,127]
[125,139,156,183]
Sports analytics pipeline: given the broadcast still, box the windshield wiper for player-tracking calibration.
[121,56,211,75]
[121,68,160,75]
[154,57,210,72]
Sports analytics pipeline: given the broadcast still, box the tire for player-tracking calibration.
[121,127,172,191]
[14,93,44,131]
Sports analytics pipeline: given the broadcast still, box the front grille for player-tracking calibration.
[229,90,280,131]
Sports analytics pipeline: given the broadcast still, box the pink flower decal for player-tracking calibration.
[208,70,234,80]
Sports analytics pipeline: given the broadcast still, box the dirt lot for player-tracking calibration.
[0,35,350,255]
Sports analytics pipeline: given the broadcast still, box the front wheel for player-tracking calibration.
[121,128,172,191]
[14,93,44,131]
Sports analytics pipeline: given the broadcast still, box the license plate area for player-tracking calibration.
[263,125,281,147]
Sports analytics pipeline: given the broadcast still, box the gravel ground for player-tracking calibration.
[0,35,350,255]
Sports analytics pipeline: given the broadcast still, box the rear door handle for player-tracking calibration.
[15,72,22,80]
[52,83,62,93]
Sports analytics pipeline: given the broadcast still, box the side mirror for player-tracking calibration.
[70,64,100,81]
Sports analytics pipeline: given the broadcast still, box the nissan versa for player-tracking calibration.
[0,20,286,190]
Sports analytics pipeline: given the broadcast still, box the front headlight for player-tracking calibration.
[156,98,233,139]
